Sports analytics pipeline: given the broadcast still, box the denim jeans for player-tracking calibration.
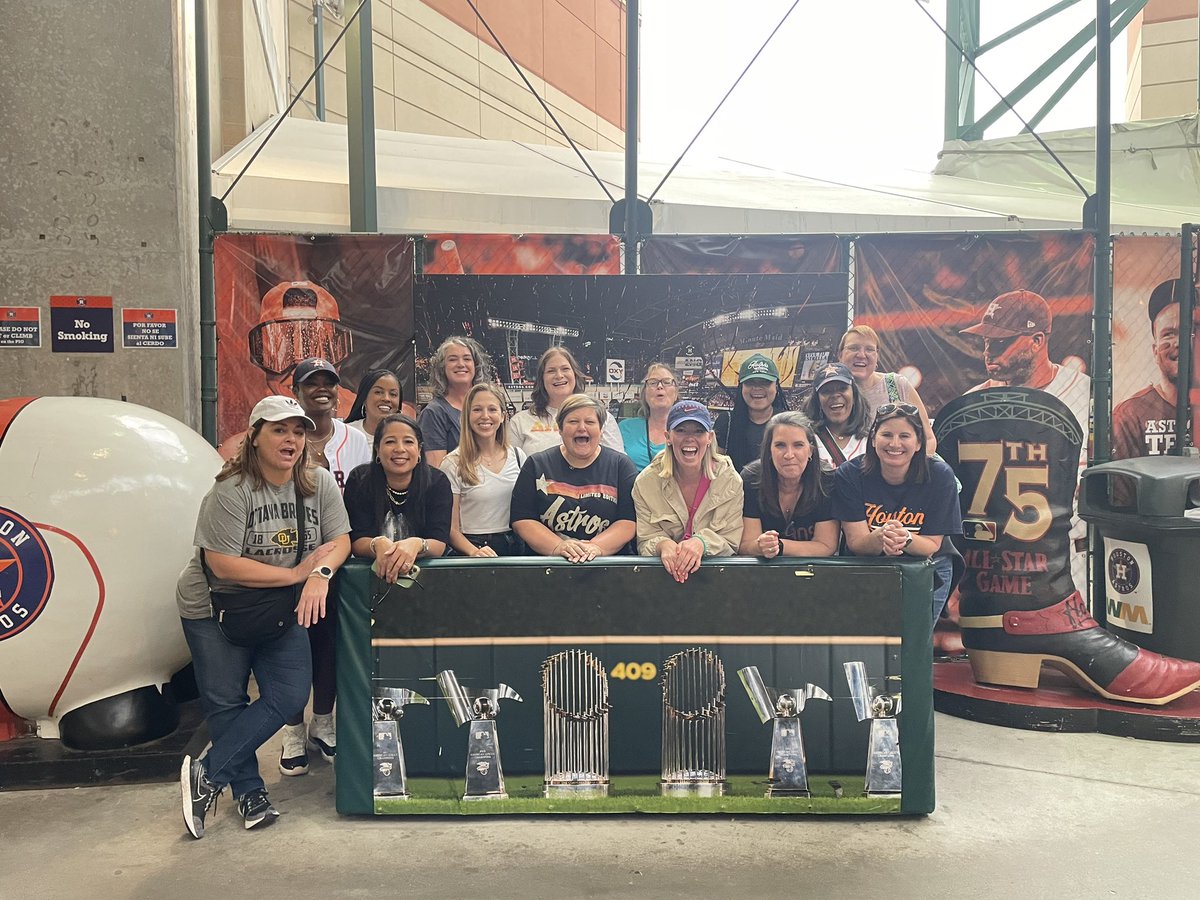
[181,616,312,798]
[932,555,954,625]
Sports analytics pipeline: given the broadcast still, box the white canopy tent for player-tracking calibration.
[212,114,1200,236]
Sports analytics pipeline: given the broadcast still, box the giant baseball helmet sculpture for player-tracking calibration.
[0,397,220,748]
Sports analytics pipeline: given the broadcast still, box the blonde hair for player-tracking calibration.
[838,324,880,354]
[555,393,608,429]
[453,383,510,487]
[655,436,723,481]
[636,362,680,417]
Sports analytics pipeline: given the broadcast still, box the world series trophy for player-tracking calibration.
[437,669,523,800]
[541,649,611,798]
[660,648,728,797]
[372,687,428,798]
[737,666,832,798]
[844,661,902,796]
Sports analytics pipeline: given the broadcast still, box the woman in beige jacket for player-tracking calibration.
[632,400,744,583]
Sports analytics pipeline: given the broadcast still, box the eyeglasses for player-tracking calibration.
[875,402,919,421]
[645,378,677,388]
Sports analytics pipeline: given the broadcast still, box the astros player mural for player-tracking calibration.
[0,396,219,746]
[938,291,1200,705]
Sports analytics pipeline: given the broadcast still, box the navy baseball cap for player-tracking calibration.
[812,361,854,391]
[667,400,714,432]
[293,357,340,386]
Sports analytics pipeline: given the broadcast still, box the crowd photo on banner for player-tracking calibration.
[181,230,1200,836]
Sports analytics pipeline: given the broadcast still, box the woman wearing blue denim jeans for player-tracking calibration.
[176,396,351,839]
[832,403,963,625]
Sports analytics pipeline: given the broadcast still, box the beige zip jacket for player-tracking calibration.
[632,450,744,558]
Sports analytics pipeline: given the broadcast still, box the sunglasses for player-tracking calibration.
[874,402,919,422]
[370,564,423,625]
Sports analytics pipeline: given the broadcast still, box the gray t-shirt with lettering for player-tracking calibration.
[175,466,351,620]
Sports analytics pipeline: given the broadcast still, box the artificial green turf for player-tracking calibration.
[373,774,902,815]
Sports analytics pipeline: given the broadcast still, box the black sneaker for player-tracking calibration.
[237,788,280,830]
[278,724,309,776]
[308,733,336,762]
[180,755,220,839]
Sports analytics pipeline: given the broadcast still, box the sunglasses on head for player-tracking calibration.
[874,403,919,422]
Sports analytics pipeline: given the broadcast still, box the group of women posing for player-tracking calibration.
[178,328,957,839]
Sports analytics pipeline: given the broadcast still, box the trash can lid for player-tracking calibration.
[1080,456,1200,518]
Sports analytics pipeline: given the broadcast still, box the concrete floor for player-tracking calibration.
[2,713,1198,900]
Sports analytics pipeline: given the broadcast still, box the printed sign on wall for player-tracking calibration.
[0,307,41,348]
[49,296,114,353]
[122,309,178,349]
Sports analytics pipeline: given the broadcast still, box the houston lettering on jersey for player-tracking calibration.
[864,503,925,532]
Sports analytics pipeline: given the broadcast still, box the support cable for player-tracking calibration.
[465,0,615,203]
[646,0,801,204]
[912,0,1090,198]
[219,0,368,204]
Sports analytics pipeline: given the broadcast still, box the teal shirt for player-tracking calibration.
[619,416,665,470]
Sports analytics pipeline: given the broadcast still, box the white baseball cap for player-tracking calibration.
[249,395,316,431]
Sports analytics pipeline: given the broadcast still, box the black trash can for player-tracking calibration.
[1079,456,1200,663]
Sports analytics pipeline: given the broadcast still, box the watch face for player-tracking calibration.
[317,565,334,577]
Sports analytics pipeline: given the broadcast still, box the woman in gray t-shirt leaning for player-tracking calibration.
[176,396,351,840]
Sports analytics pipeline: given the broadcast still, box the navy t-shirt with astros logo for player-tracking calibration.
[831,456,962,561]
[510,445,638,550]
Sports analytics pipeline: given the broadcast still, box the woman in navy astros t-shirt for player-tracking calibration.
[510,394,638,563]
[832,403,962,623]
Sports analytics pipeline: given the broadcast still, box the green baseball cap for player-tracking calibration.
[737,353,780,384]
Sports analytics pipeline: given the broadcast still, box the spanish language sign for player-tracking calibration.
[122,308,178,349]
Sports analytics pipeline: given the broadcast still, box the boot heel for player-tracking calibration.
[968,649,1044,689]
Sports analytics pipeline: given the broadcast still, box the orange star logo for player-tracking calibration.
[0,558,16,575]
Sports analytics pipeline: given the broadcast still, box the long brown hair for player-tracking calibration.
[217,419,317,496]
[452,383,511,487]
[755,412,825,518]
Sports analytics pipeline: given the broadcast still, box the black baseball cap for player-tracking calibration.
[293,357,340,386]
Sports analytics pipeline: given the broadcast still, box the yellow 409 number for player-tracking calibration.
[609,661,657,681]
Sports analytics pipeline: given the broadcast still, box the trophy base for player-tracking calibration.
[544,781,610,799]
[765,786,811,799]
[659,779,728,798]
[462,791,509,801]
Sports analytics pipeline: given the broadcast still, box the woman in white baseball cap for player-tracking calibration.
[177,395,351,839]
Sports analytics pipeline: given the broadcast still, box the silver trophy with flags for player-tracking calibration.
[659,648,728,797]
[844,661,903,796]
[437,669,523,800]
[738,666,831,797]
[541,649,611,798]
[372,686,428,798]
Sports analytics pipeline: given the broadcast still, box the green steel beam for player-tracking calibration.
[975,0,1082,56]
[347,0,377,232]
[1023,1,1145,134]
[943,0,979,141]
[962,0,1141,141]
[944,0,1147,142]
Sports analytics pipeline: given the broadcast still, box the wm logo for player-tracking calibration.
[1107,598,1149,625]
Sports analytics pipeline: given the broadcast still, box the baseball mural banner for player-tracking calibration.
[1111,235,1198,460]
[213,234,414,444]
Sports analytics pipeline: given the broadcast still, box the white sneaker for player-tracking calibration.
[308,712,336,762]
[278,723,309,776]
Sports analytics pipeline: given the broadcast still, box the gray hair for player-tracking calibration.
[427,336,492,398]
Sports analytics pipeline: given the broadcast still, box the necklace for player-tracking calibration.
[386,485,409,504]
